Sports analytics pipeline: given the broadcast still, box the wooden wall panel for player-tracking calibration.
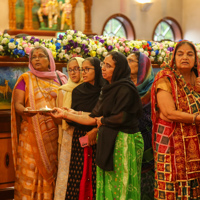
[0,111,15,189]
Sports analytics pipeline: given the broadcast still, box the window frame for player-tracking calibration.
[102,14,135,40]
[152,17,182,42]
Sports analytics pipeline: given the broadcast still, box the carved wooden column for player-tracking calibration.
[8,0,17,30]
[82,0,93,35]
[23,0,33,30]
[71,0,79,30]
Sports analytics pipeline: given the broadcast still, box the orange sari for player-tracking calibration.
[11,72,59,200]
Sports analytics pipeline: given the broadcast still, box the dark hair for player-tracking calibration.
[106,51,118,65]
[129,51,140,61]
[30,46,50,61]
[82,57,95,66]
[174,41,197,69]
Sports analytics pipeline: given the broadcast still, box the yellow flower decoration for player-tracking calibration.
[51,44,56,51]
[90,41,95,45]
[90,50,96,57]
[52,51,57,58]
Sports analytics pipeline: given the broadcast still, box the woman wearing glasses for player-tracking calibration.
[127,52,154,200]
[11,46,67,200]
[54,57,84,199]
[52,51,144,199]
[56,57,84,157]
[55,57,105,200]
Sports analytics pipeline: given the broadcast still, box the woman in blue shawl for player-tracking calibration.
[127,52,155,200]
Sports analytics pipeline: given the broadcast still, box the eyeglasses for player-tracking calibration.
[81,68,95,73]
[67,67,80,73]
[31,55,47,60]
[100,62,113,69]
[127,59,138,64]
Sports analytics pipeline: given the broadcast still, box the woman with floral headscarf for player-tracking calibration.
[11,46,67,200]
[151,40,200,199]
[127,52,154,200]
[51,51,144,199]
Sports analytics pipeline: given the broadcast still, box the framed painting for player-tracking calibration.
[0,67,29,110]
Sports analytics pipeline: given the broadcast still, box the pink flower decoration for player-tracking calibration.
[166,51,170,56]
[25,47,33,54]
[125,47,130,53]
[159,44,163,49]
[119,38,126,42]
[115,43,120,49]
[22,41,27,45]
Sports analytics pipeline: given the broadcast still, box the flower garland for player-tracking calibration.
[0,30,198,65]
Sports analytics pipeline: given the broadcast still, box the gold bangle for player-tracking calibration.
[192,113,199,125]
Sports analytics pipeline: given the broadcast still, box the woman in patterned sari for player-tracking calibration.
[51,51,144,199]
[151,40,200,199]
[127,52,154,200]
[11,46,67,200]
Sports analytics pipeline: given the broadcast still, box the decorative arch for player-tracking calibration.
[152,17,182,42]
[102,14,135,40]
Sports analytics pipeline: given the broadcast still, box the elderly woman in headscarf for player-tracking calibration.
[11,46,67,200]
[151,40,200,199]
[127,52,154,200]
[51,51,144,199]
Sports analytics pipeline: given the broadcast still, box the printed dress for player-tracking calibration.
[152,67,200,199]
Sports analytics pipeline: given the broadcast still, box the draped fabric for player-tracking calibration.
[151,41,200,199]
[136,52,154,106]
[55,57,103,200]
[71,57,105,112]
[96,132,144,200]
[91,52,143,171]
[136,53,154,199]
[28,47,68,84]
[54,57,84,200]
[90,51,144,199]
[65,57,104,200]
[11,72,60,199]
[56,57,84,145]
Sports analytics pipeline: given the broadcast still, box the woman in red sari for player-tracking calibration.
[11,46,67,200]
[151,40,200,199]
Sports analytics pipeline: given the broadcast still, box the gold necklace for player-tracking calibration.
[36,77,54,99]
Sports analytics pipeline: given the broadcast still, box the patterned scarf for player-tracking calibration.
[136,52,154,105]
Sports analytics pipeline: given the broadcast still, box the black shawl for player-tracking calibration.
[71,57,105,130]
[90,52,143,171]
